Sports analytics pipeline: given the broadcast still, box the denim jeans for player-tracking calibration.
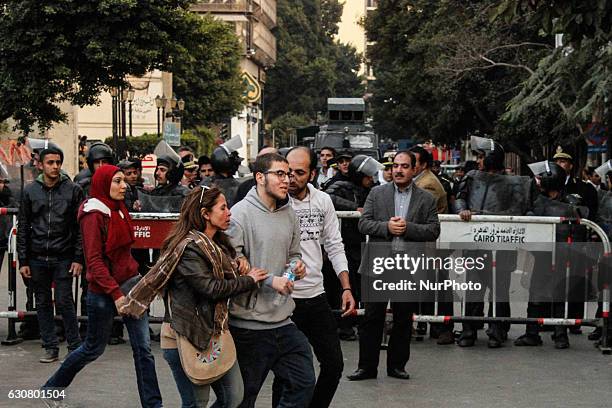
[29,257,81,352]
[163,348,243,408]
[230,323,315,408]
[272,294,343,408]
[43,292,162,408]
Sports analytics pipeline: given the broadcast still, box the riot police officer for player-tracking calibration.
[454,136,535,348]
[201,135,243,208]
[74,142,115,197]
[515,161,588,349]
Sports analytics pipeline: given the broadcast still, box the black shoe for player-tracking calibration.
[40,349,59,363]
[553,334,570,349]
[338,329,357,341]
[588,327,602,341]
[347,368,377,381]
[107,336,126,345]
[514,334,542,347]
[457,331,476,347]
[437,331,455,345]
[416,322,427,335]
[387,368,410,380]
[487,337,503,348]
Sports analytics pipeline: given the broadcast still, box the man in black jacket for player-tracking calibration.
[17,147,84,363]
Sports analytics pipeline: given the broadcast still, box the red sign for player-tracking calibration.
[132,218,176,249]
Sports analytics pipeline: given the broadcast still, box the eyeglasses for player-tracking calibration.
[264,170,291,180]
[199,185,210,204]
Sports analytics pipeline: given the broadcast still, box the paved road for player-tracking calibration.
[1,265,611,407]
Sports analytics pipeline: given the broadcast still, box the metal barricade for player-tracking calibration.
[2,210,610,354]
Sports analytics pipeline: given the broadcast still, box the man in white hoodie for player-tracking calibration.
[272,147,355,408]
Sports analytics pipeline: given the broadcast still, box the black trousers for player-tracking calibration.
[358,301,415,373]
[463,250,514,334]
[272,294,343,408]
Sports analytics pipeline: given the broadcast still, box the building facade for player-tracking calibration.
[192,0,277,162]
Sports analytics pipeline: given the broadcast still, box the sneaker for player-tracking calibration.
[40,349,59,363]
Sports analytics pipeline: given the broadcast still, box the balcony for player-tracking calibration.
[253,0,276,28]
[193,0,276,28]
[252,21,276,66]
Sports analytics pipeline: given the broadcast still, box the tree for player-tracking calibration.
[172,14,243,129]
[264,0,364,122]
[270,112,311,147]
[365,0,552,158]
[494,0,612,147]
[0,1,243,135]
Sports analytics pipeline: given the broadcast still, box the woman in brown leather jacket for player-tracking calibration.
[161,186,268,408]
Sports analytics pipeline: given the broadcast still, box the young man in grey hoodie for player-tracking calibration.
[227,152,315,408]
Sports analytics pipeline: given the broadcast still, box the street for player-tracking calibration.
[1,269,611,408]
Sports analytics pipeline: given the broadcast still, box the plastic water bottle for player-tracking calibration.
[273,261,297,306]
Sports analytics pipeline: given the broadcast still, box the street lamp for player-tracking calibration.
[126,88,135,138]
[177,98,185,135]
[110,87,119,154]
[155,95,163,138]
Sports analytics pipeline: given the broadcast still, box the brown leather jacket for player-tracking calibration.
[164,242,256,349]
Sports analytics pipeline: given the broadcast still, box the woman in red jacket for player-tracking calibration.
[42,164,162,408]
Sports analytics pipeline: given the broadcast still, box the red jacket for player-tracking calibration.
[80,209,138,301]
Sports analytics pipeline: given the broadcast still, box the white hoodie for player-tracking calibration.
[290,184,349,298]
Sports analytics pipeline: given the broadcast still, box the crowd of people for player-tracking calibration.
[7,135,612,407]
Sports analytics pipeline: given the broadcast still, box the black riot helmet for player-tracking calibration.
[470,136,505,172]
[87,142,115,173]
[210,135,243,176]
[348,154,384,185]
[528,161,566,193]
[156,155,184,186]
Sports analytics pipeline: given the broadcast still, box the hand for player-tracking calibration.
[459,210,472,222]
[272,276,294,295]
[69,262,83,277]
[341,289,356,317]
[291,260,306,280]
[19,266,31,279]
[114,296,129,316]
[387,216,406,236]
[237,257,250,275]
[247,267,268,283]
[133,200,142,212]
[356,207,364,214]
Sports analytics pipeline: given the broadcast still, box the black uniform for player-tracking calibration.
[454,170,535,344]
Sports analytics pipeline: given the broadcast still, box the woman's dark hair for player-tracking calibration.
[161,186,235,257]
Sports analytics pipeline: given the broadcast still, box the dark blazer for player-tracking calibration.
[358,182,440,242]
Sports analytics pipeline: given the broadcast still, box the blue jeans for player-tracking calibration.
[30,258,81,352]
[43,292,162,408]
[163,348,243,408]
[230,324,315,408]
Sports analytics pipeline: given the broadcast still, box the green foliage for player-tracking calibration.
[172,14,243,128]
[265,0,364,122]
[494,0,611,43]
[495,0,612,143]
[270,113,312,146]
[0,0,198,133]
[104,128,215,157]
[365,0,550,155]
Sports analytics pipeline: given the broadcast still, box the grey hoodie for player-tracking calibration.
[227,186,302,329]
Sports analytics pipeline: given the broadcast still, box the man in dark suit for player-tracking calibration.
[347,150,440,381]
